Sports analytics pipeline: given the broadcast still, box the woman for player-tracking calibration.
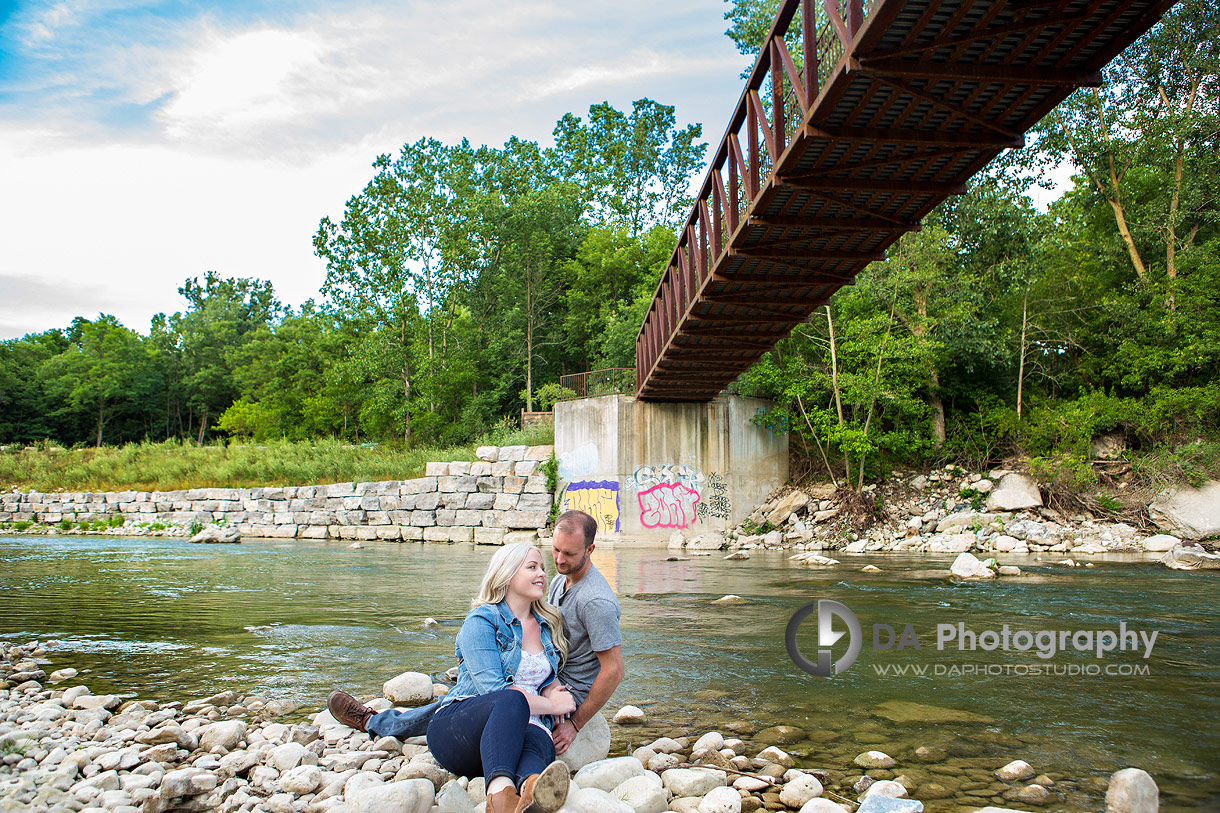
[427,543,576,813]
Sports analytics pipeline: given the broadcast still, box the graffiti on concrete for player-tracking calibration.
[561,479,620,533]
[695,472,731,521]
[638,482,701,529]
[630,464,705,492]
[558,442,600,480]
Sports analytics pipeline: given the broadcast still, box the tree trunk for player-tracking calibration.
[1017,286,1029,418]
[196,410,207,444]
[526,310,535,414]
[825,306,850,484]
[402,363,411,444]
[928,373,946,446]
[401,318,412,444]
[525,268,535,413]
[96,398,105,448]
[1105,152,1147,280]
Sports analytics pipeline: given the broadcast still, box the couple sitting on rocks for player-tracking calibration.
[327,510,624,813]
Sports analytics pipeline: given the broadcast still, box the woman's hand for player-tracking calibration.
[545,684,576,716]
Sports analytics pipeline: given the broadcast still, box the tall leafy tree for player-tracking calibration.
[1023,0,1219,285]
[166,273,281,442]
[39,316,161,447]
[552,99,706,237]
[0,330,69,443]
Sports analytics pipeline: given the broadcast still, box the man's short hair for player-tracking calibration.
[554,510,597,547]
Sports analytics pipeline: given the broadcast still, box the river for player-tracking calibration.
[1,535,1216,810]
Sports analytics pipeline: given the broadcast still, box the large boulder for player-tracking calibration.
[1150,480,1220,540]
[929,534,976,554]
[662,768,727,798]
[563,787,635,813]
[687,532,727,551]
[699,786,742,813]
[383,672,435,706]
[189,524,241,543]
[559,712,611,772]
[1141,534,1180,553]
[1160,543,1220,571]
[779,774,824,807]
[949,552,996,581]
[198,720,247,752]
[765,490,810,526]
[1105,767,1158,813]
[612,774,667,813]
[985,473,1043,511]
[573,756,644,793]
[346,778,434,813]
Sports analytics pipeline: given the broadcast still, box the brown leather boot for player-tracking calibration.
[327,690,373,732]
[486,783,520,813]
[514,760,570,813]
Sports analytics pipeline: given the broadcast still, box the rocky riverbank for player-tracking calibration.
[0,642,1167,813]
[670,465,1220,563]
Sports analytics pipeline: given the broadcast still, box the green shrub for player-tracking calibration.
[739,517,774,536]
[12,520,33,531]
[1028,454,1097,489]
[188,519,204,536]
[541,453,559,494]
[958,487,985,511]
[57,518,73,531]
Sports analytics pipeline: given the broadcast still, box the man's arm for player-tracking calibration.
[569,645,623,731]
[552,645,624,753]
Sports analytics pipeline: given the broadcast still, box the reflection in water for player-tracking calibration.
[1,536,1217,810]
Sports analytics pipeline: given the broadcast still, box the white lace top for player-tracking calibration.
[513,648,554,731]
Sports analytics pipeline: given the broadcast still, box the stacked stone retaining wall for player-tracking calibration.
[0,444,554,544]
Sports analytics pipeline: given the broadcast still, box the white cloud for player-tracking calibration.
[0,129,382,338]
[163,28,330,135]
[1,0,750,338]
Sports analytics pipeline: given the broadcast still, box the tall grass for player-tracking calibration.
[0,424,554,493]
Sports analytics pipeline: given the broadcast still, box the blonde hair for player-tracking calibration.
[473,542,567,664]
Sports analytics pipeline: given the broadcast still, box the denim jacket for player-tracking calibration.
[439,600,562,729]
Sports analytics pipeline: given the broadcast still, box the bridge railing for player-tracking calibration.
[635,0,872,396]
[558,368,637,401]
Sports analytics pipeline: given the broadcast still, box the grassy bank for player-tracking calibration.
[0,426,554,493]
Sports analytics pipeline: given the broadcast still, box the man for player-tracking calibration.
[327,509,624,755]
[547,510,624,754]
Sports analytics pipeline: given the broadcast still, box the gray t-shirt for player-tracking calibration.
[548,564,621,707]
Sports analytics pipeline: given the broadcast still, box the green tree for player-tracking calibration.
[39,316,161,447]
[560,225,671,370]
[167,273,281,442]
[217,304,352,440]
[0,330,71,443]
[1023,0,1218,286]
[551,99,706,237]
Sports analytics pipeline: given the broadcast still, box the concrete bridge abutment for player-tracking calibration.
[554,395,788,541]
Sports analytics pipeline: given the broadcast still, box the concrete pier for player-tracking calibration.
[554,395,788,540]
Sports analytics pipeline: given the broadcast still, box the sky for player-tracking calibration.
[0,1,1073,342]
[0,0,753,339]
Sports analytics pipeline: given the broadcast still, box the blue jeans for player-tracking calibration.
[367,699,442,740]
[426,689,555,789]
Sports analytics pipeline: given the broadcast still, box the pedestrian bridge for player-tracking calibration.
[634,0,1174,401]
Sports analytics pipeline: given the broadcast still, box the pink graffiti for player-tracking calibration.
[638,482,701,529]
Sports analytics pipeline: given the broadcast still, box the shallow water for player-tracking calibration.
[2,535,1217,810]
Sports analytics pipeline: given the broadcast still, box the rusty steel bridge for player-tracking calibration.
[633,0,1174,400]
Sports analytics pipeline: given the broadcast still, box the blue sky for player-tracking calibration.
[0,0,751,338]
